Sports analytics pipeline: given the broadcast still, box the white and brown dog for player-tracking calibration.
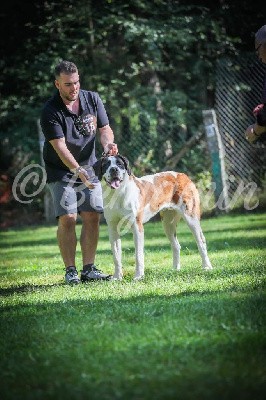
[93,155,212,280]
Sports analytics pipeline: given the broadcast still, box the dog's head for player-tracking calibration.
[93,155,131,189]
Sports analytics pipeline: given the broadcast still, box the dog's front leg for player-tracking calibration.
[132,222,145,280]
[108,224,123,280]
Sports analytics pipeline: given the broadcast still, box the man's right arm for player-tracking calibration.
[50,137,94,188]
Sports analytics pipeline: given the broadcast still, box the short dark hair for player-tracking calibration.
[54,60,78,78]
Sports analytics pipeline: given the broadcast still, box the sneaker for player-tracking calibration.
[80,265,112,282]
[65,267,80,285]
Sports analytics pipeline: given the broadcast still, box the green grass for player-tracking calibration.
[0,212,266,400]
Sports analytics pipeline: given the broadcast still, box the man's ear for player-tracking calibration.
[92,158,103,180]
[118,155,132,176]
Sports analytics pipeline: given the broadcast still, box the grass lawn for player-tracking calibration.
[0,211,265,400]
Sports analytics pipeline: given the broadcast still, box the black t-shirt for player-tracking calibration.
[40,90,109,183]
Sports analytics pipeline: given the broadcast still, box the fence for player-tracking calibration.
[40,55,266,220]
[215,55,266,199]
[101,55,266,186]
[96,97,209,180]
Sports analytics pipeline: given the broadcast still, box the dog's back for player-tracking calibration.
[133,171,201,223]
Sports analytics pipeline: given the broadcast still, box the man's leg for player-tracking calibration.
[57,213,77,267]
[77,182,111,281]
[79,211,100,265]
[79,211,112,281]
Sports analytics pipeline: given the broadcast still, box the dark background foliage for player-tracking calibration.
[0,0,264,223]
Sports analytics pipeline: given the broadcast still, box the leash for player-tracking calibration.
[101,151,120,157]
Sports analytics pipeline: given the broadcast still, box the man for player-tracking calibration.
[41,60,118,284]
[245,25,266,143]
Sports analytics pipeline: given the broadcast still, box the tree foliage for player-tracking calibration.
[0,0,264,176]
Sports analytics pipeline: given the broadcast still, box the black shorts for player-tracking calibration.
[48,180,103,218]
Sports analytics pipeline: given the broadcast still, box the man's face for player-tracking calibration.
[255,40,266,64]
[55,72,80,103]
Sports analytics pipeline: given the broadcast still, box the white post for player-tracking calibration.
[202,109,229,212]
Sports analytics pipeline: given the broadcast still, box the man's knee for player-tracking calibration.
[58,213,77,229]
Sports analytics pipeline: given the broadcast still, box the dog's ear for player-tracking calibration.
[92,158,103,180]
[118,155,132,176]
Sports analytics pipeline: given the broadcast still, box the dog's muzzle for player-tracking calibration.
[105,167,123,189]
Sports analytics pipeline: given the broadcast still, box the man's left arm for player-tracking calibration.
[99,124,118,155]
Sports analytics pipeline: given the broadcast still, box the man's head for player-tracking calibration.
[54,60,80,103]
[255,25,266,64]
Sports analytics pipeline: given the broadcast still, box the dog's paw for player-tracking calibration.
[133,274,144,281]
[203,264,213,270]
[113,274,123,280]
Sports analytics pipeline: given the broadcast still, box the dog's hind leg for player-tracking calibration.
[161,210,182,270]
[182,213,212,270]
[108,224,123,279]
[132,223,145,280]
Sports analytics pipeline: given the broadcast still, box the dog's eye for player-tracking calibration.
[116,161,124,168]
[103,160,110,167]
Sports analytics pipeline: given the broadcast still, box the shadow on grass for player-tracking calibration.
[197,224,266,235]
[0,246,114,261]
[98,232,266,254]
[0,289,265,400]
[0,232,111,249]
[0,282,66,297]
[1,212,265,250]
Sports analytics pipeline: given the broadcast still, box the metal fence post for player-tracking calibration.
[202,109,229,212]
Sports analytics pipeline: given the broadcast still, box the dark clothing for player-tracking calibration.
[261,73,266,103]
[255,75,266,142]
[40,90,109,183]
[256,104,266,127]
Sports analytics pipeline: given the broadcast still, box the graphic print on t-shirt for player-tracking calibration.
[75,112,97,137]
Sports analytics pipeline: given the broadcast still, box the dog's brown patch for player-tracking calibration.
[133,172,200,230]
[133,177,154,232]
[172,173,201,219]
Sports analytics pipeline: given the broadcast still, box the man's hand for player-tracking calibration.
[78,168,95,189]
[104,143,118,155]
[71,166,95,189]
[245,123,266,144]
[253,104,264,116]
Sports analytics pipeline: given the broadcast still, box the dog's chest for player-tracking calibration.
[103,180,140,219]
